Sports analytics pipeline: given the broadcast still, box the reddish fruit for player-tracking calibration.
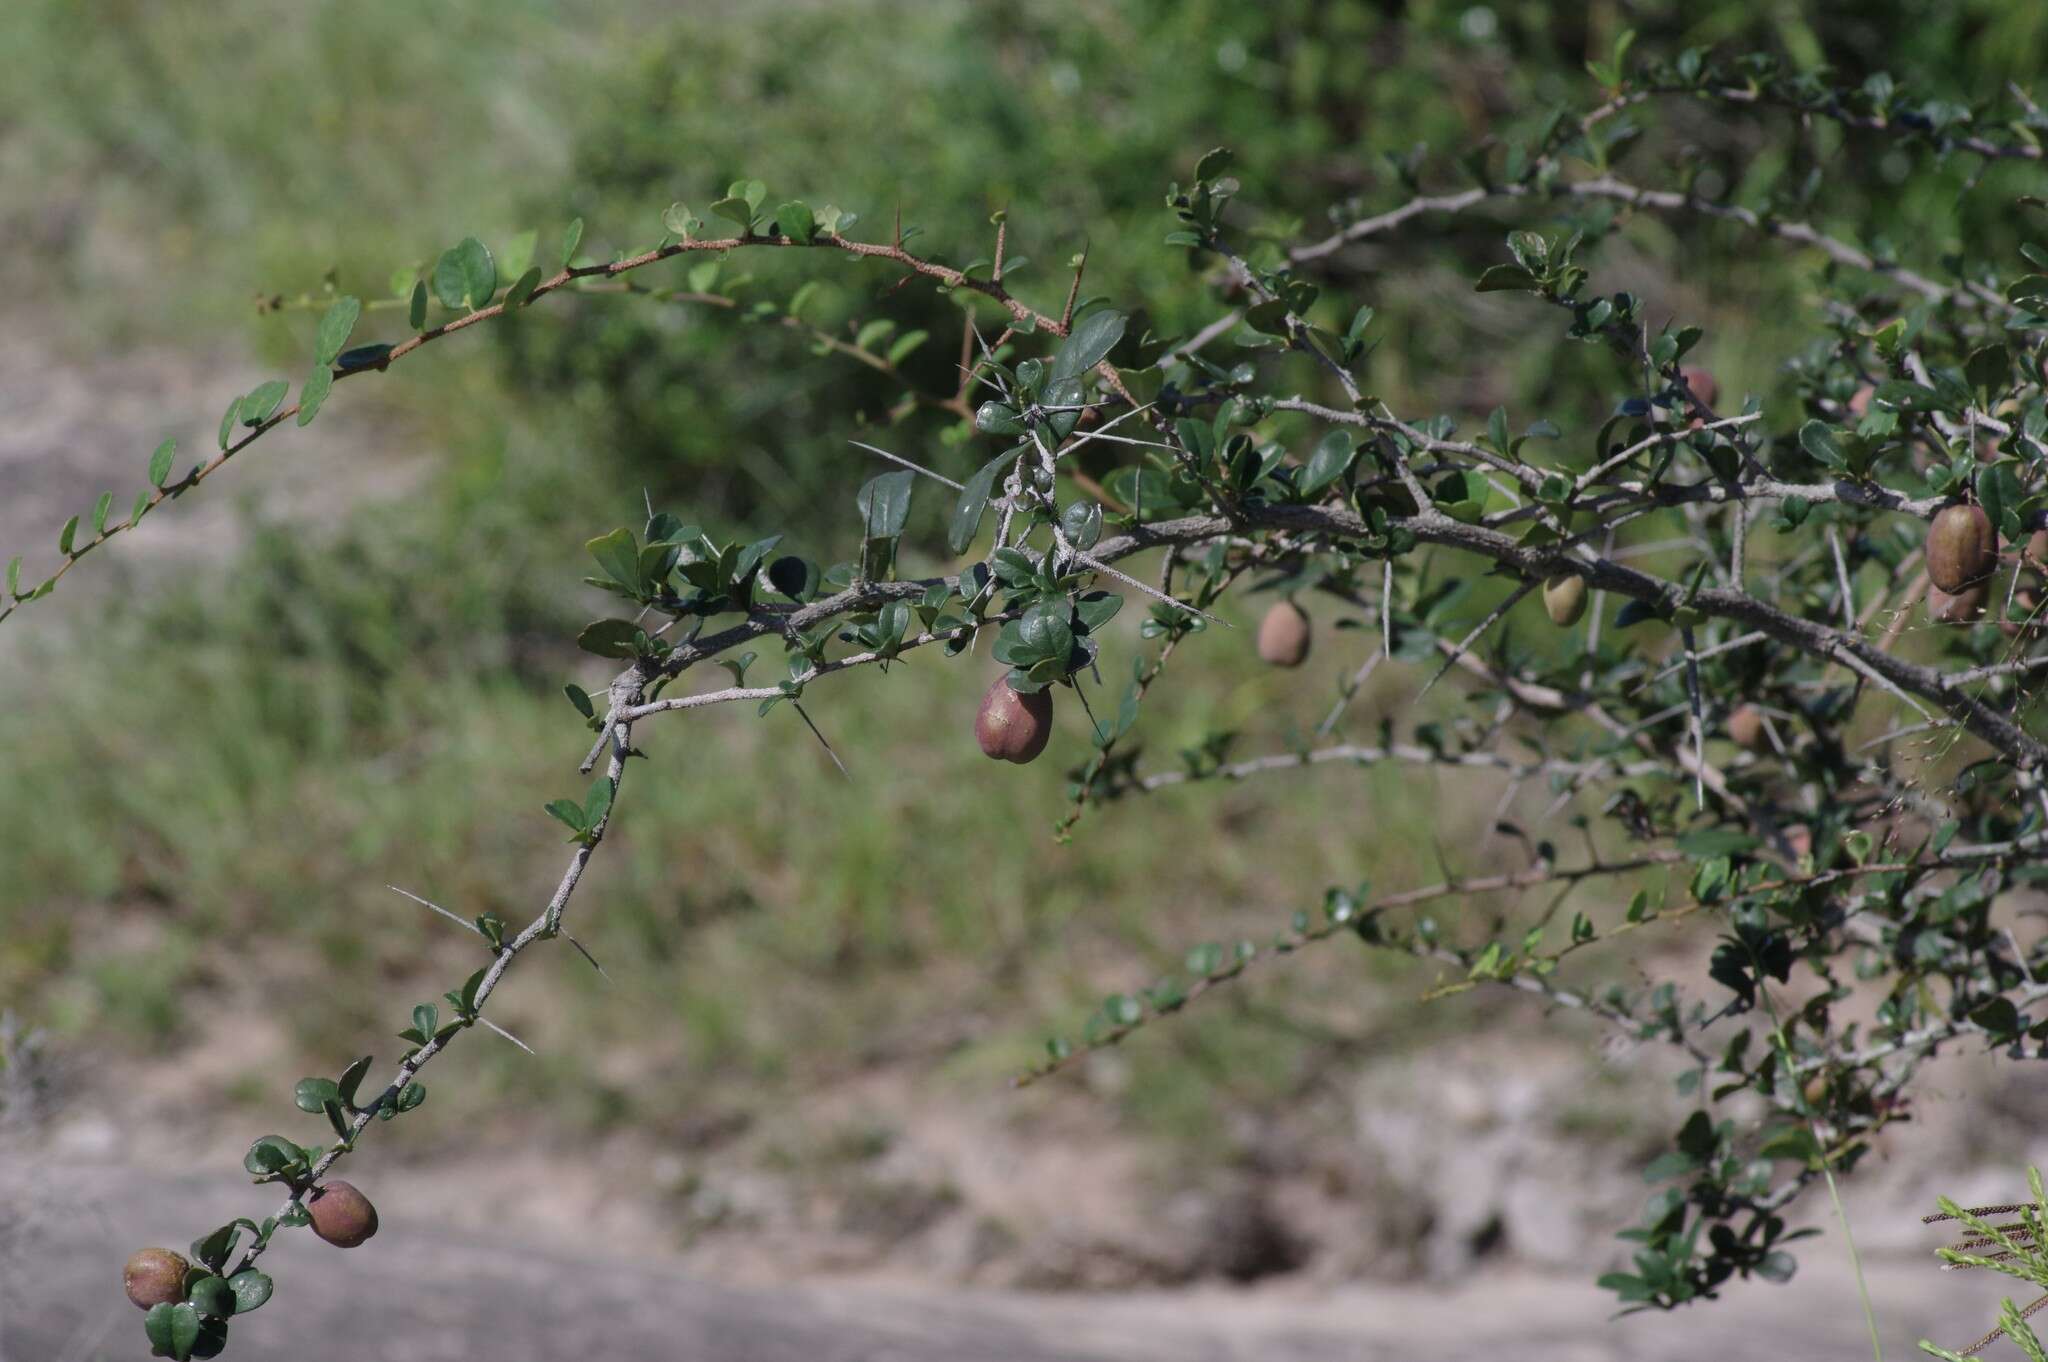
[1727,704,1766,751]
[124,1248,190,1310]
[1256,600,1312,667]
[1924,504,1997,593]
[1978,437,2001,465]
[1679,366,1719,409]
[307,1180,379,1248]
[1847,384,1875,419]
[1926,582,1987,624]
[1784,823,1813,861]
[975,676,1053,764]
[1542,573,1587,627]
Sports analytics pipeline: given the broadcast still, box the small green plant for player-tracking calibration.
[1921,1168,2048,1360]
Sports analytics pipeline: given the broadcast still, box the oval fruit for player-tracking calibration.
[1924,504,1997,593]
[1256,600,1312,667]
[1847,384,1874,419]
[1542,573,1587,627]
[1926,582,1986,624]
[1784,823,1813,862]
[123,1248,190,1310]
[1679,366,1719,408]
[307,1180,379,1248]
[1727,704,1766,751]
[975,676,1053,764]
[2025,530,2048,571]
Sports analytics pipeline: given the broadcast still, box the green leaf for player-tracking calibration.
[560,217,584,269]
[227,1270,272,1315]
[1798,419,1845,469]
[408,279,428,330]
[662,201,696,238]
[314,296,361,365]
[948,450,1013,554]
[856,470,915,540]
[1050,309,1126,382]
[885,329,929,366]
[242,1135,302,1176]
[1474,264,1539,292]
[1194,146,1234,182]
[186,1274,235,1320]
[456,236,496,308]
[576,619,643,658]
[544,799,587,835]
[130,489,152,525]
[147,438,177,488]
[293,1077,342,1113]
[217,394,242,449]
[775,200,817,244]
[336,1054,373,1106]
[711,197,754,230]
[586,528,643,592]
[144,1301,202,1359]
[1074,591,1123,633]
[1675,829,1760,858]
[296,364,334,427]
[57,515,79,555]
[504,265,543,308]
[240,379,288,426]
[1300,430,1356,496]
[584,777,613,828]
[90,491,113,536]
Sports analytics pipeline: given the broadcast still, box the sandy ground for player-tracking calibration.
[0,1156,2010,1362]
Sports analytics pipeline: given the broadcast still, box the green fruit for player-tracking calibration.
[1542,573,1587,627]
[307,1180,379,1248]
[123,1248,191,1310]
[1255,600,1311,667]
[975,676,1053,764]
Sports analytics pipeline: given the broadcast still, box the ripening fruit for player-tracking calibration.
[307,1180,379,1248]
[1847,384,1875,420]
[1256,600,1312,667]
[1978,438,2001,465]
[1679,366,1719,408]
[2025,530,2048,571]
[124,1248,190,1310]
[1926,582,1987,624]
[1542,572,1587,627]
[1802,1072,1831,1108]
[2004,588,2043,639]
[1727,704,1766,751]
[1924,504,1997,593]
[975,676,1053,764]
[1784,823,1813,862]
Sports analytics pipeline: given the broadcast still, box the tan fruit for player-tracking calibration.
[1926,582,1987,624]
[1924,504,1997,593]
[1542,573,1587,627]
[974,676,1053,764]
[1847,384,1875,419]
[307,1180,379,1248]
[1784,823,1813,861]
[1680,365,1719,408]
[1803,1072,1830,1108]
[1727,704,1766,751]
[124,1248,190,1310]
[1256,600,1312,667]
[2004,588,2043,639]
